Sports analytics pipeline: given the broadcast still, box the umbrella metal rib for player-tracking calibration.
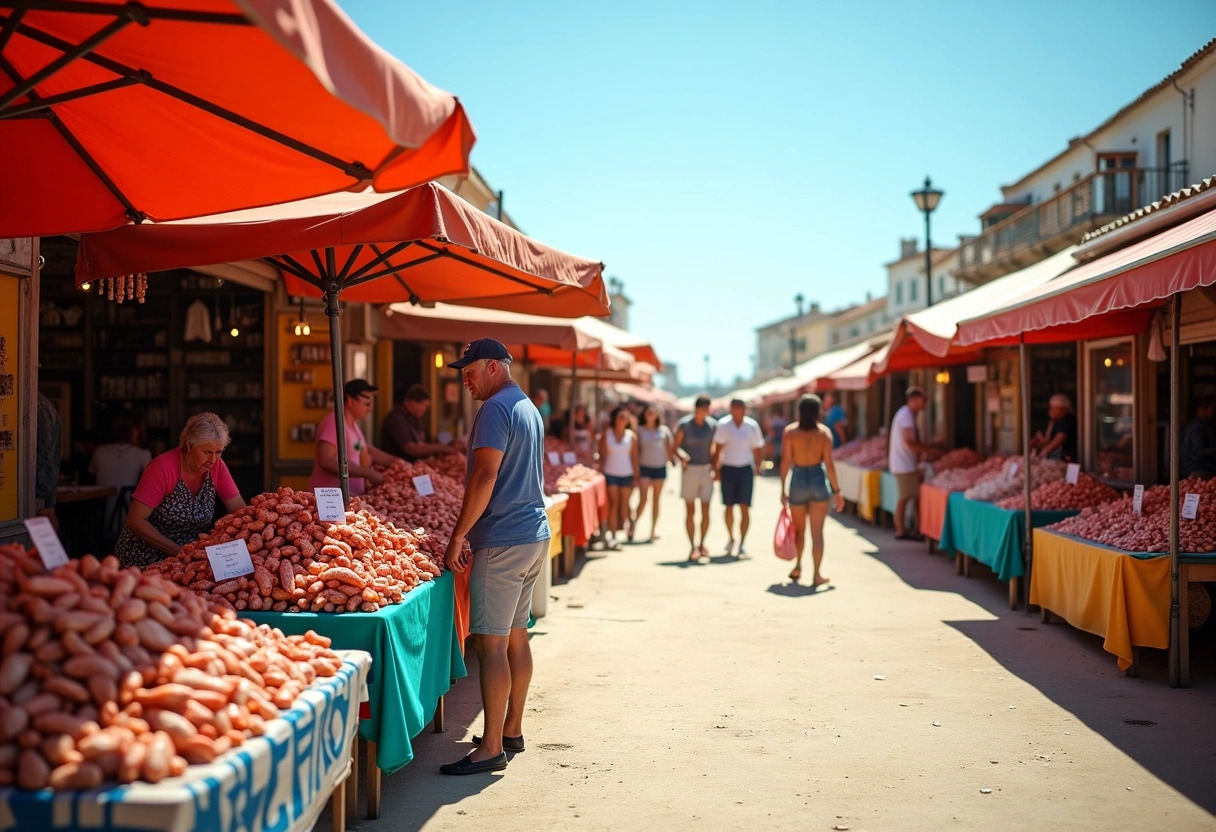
[1,8,375,181]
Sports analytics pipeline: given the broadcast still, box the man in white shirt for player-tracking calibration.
[888,387,934,540]
[712,398,766,557]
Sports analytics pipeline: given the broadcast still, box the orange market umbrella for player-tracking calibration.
[0,0,475,237]
[77,181,608,499]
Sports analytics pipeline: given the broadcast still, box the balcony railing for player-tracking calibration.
[958,163,1190,277]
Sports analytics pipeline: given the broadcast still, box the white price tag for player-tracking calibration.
[314,487,346,522]
[562,451,578,465]
[1132,484,1144,515]
[547,451,562,466]
[23,517,69,569]
[923,463,934,480]
[1182,493,1200,521]
[413,475,435,497]
[206,539,255,581]
[1005,460,1020,481]
[1065,463,1081,485]
[438,431,453,445]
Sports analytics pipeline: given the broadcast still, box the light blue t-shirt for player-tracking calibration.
[466,382,550,549]
[824,405,847,448]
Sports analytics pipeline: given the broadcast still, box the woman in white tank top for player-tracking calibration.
[598,406,639,549]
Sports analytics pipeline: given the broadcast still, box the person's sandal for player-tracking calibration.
[789,568,802,583]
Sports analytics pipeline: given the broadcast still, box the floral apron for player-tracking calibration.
[114,474,216,568]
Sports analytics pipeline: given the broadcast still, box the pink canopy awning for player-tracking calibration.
[820,341,891,391]
[955,205,1216,347]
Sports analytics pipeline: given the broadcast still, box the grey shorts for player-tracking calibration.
[470,539,549,637]
[681,464,714,502]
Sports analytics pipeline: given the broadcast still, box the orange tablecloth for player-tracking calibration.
[1030,529,1169,671]
[560,473,606,546]
[919,483,953,541]
[453,569,471,651]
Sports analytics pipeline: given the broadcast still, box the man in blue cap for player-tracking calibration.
[440,338,549,776]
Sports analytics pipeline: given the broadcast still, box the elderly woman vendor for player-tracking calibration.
[115,412,246,567]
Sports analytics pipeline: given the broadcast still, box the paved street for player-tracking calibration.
[356,475,1216,831]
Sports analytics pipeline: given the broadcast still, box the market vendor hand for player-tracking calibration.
[390,457,407,467]
[445,536,472,572]
[367,469,385,487]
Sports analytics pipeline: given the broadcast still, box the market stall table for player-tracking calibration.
[560,472,607,552]
[856,467,883,524]
[1030,529,1216,679]
[880,471,899,526]
[919,482,953,544]
[244,572,465,818]
[0,651,370,832]
[939,492,1078,608]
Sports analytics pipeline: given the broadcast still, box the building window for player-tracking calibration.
[1088,341,1134,482]
[909,279,917,302]
[895,283,903,305]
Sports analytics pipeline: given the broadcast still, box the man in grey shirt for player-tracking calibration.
[673,395,717,562]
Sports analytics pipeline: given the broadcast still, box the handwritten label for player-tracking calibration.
[314,487,346,522]
[1132,484,1144,515]
[547,451,562,466]
[1065,463,1081,485]
[413,475,435,497]
[1005,460,1020,481]
[1182,493,1200,521]
[438,431,453,445]
[206,539,255,581]
[24,517,69,569]
[562,451,578,465]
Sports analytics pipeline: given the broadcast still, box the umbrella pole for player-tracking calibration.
[570,350,578,453]
[1019,336,1032,612]
[1168,293,1183,687]
[323,276,350,504]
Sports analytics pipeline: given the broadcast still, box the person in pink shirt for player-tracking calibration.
[115,412,247,567]
[310,379,405,495]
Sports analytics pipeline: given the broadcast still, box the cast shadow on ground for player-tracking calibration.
[765,582,836,598]
[829,513,1216,813]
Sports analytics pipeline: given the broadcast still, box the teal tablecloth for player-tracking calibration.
[880,470,899,517]
[938,493,1078,582]
[245,570,466,775]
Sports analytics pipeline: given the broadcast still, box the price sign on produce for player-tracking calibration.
[1005,460,1019,481]
[1132,484,1145,515]
[547,451,562,466]
[1065,463,1081,485]
[206,539,255,581]
[314,487,346,522]
[23,516,69,568]
[562,451,578,465]
[1182,493,1201,520]
[413,475,435,497]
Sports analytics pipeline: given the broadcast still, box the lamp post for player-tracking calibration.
[703,353,711,391]
[911,176,944,307]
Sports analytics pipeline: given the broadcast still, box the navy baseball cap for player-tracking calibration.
[449,338,514,369]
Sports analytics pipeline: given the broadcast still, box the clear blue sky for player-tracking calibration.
[345,0,1215,388]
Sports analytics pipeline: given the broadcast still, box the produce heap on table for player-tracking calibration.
[147,488,443,614]
[362,460,467,560]
[1046,476,1216,553]
[550,463,600,496]
[927,447,984,473]
[0,544,343,791]
[963,459,1066,503]
[996,473,1119,510]
[927,455,1008,491]
[834,436,887,468]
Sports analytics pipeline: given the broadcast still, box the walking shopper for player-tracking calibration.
[673,395,718,561]
[889,386,934,540]
[441,339,549,776]
[599,406,640,549]
[712,398,765,557]
[781,394,844,585]
[634,405,674,542]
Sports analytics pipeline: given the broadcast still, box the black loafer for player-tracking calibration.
[472,734,525,752]
[439,752,508,775]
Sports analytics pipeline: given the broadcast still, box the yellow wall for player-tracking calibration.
[276,312,334,465]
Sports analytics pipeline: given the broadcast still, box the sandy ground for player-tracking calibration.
[335,475,1216,832]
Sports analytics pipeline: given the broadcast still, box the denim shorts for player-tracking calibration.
[605,474,635,488]
[639,465,667,481]
[789,464,831,504]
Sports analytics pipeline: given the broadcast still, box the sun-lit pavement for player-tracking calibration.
[340,475,1216,831]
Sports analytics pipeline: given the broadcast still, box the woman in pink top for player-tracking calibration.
[309,379,405,495]
[115,412,246,567]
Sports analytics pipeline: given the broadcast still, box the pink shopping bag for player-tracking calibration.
[774,506,797,560]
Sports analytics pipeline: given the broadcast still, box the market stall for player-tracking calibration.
[0,652,371,832]
[833,436,886,522]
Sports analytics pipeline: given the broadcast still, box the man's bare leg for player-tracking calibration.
[503,626,532,738]
[738,505,751,549]
[470,634,510,761]
[723,504,736,551]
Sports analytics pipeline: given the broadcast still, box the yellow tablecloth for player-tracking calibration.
[856,468,883,523]
[1030,529,1169,671]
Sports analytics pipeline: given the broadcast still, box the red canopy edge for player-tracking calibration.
[956,209,1216,347]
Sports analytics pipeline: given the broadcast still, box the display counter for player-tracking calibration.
[245,572,465,777]
[559,472,607,547]
[835,461,881,523]
[939,492,1078,607]
[918,483,953,543]
[0,652,371,832]
[880,470,898,523]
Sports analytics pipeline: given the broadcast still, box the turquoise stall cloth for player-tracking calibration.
[880,470,899,518]
[245,570,466,775]
[938,492,1078,582]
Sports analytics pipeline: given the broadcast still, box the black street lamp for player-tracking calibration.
[911,176,944,307]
